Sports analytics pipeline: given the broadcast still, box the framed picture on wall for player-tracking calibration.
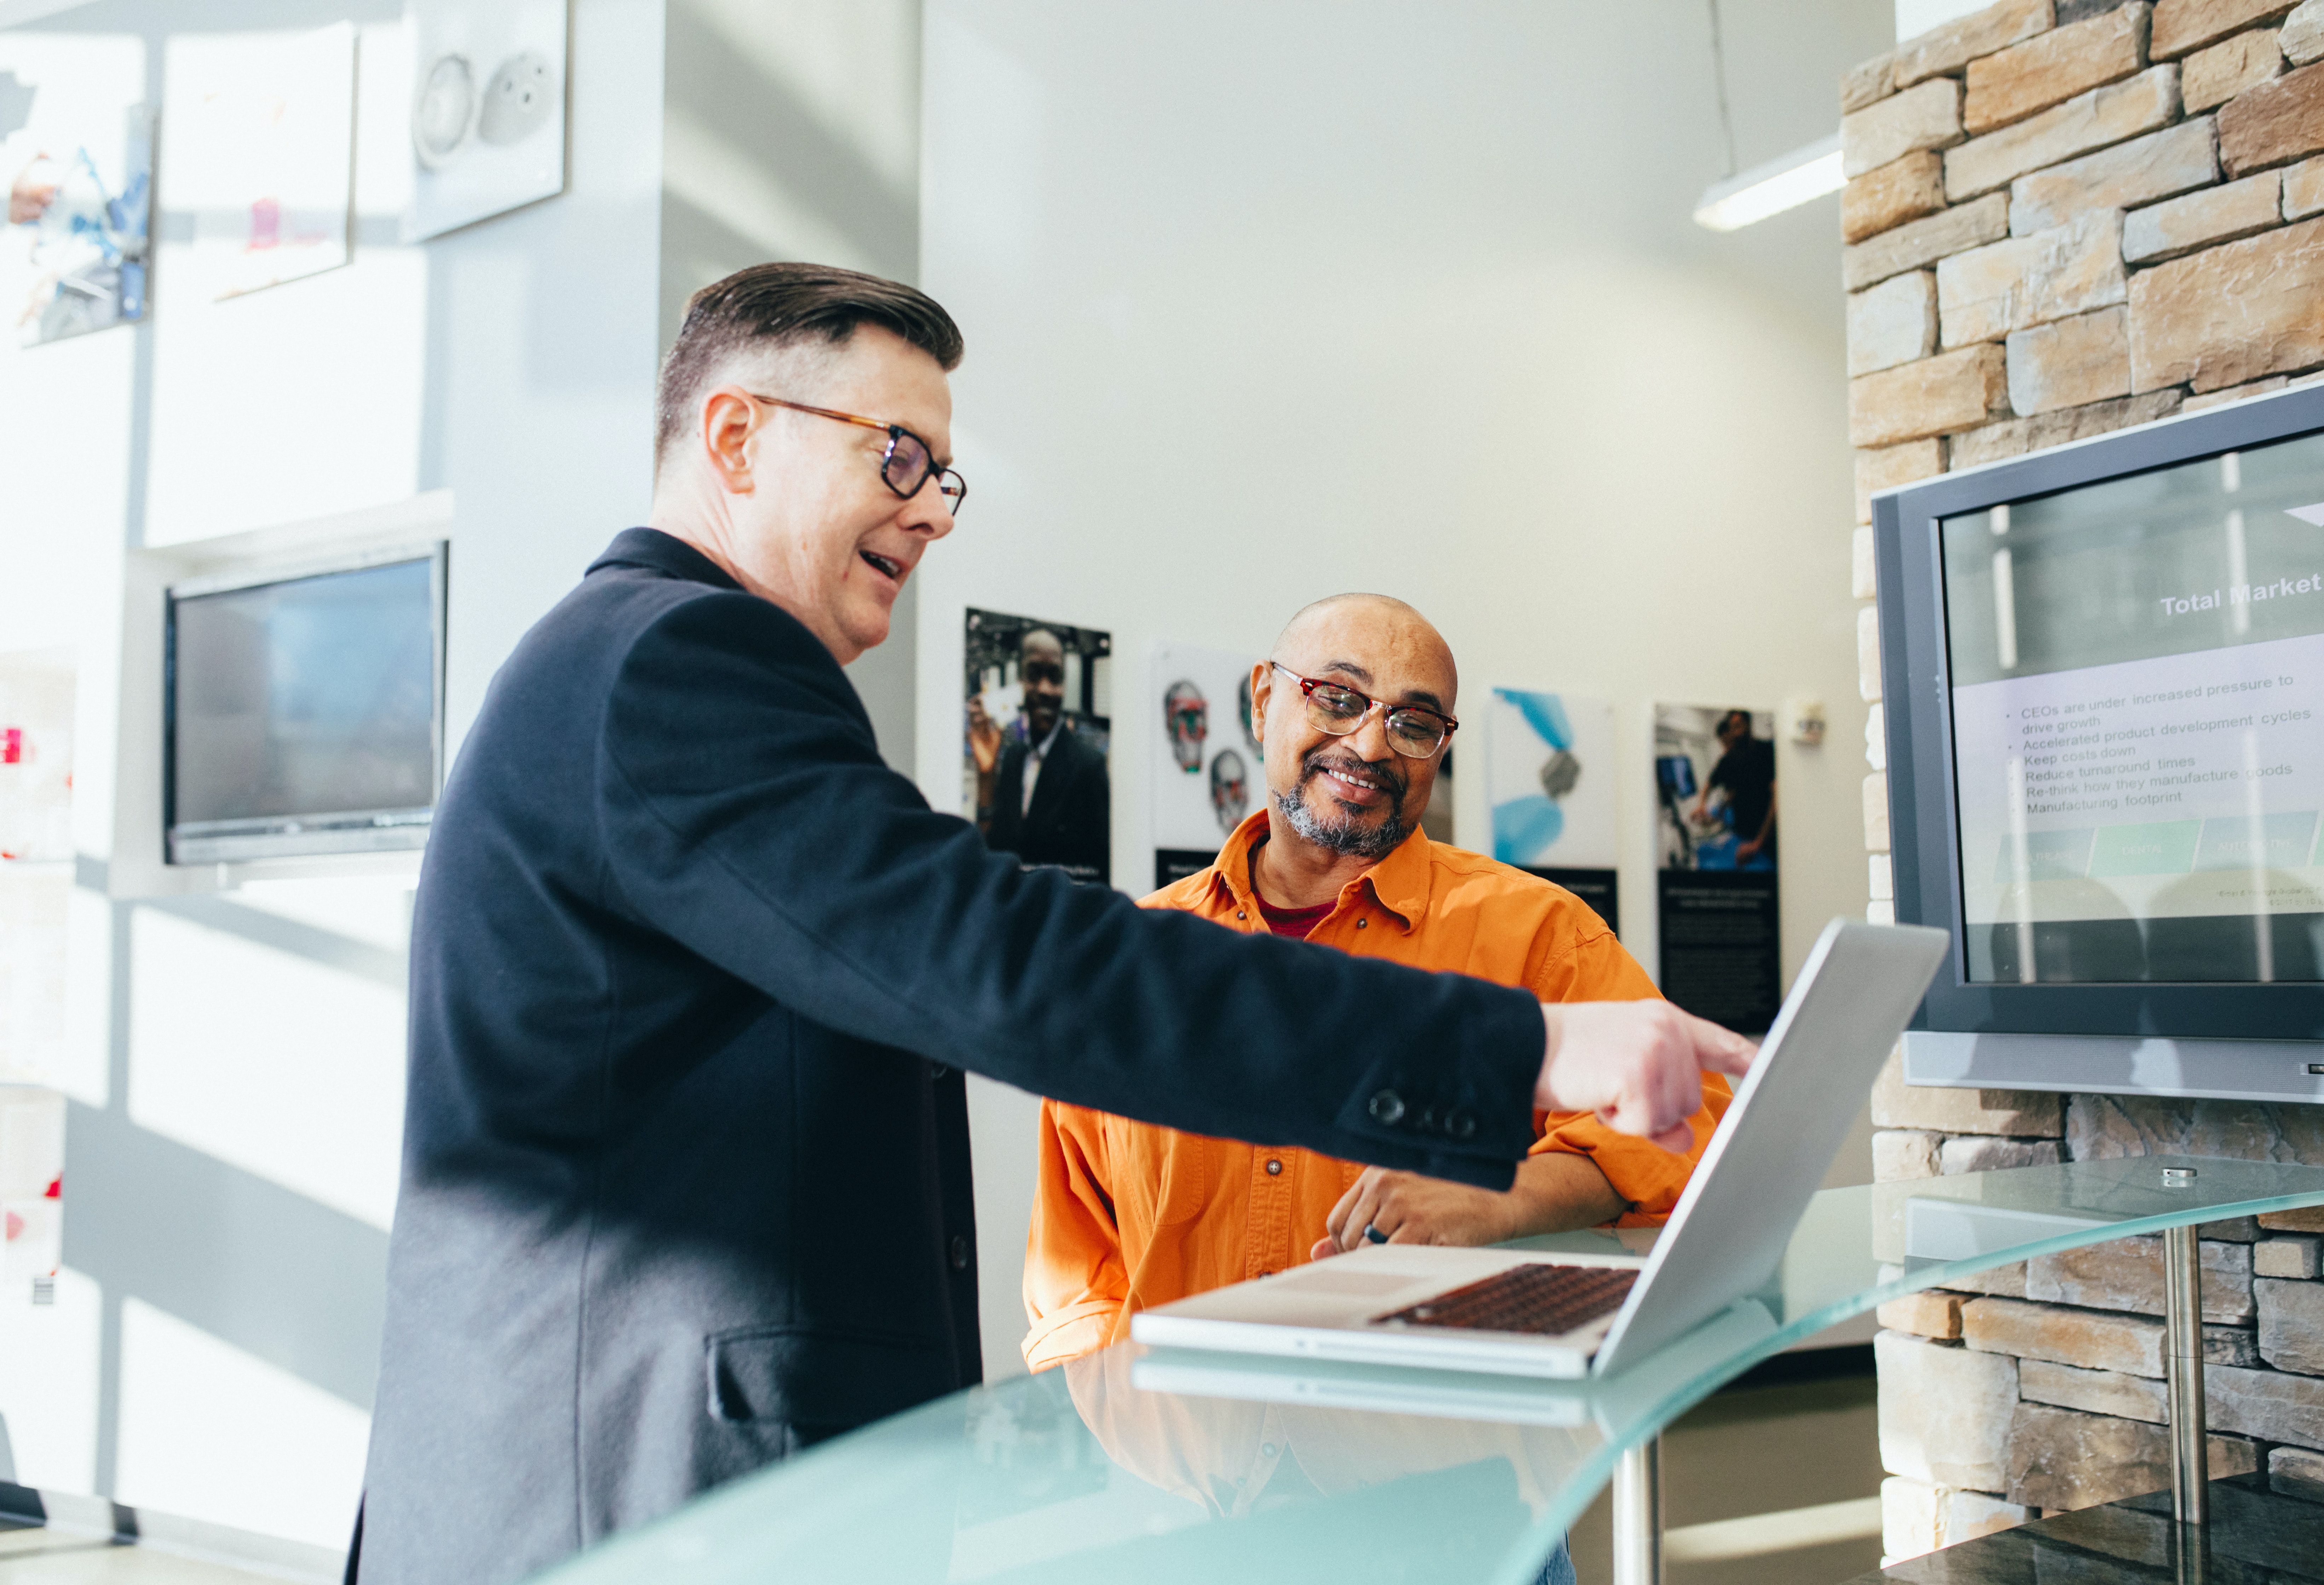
[403,0,568,242]
[965,608,1112,886]
[164,23,357,302]
[0,37,152,345]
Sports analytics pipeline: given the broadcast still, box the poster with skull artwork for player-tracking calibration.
[1151,640,1263,891]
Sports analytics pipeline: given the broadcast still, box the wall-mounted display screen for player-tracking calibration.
[167,549,443,864]
[1942,434,2324,985]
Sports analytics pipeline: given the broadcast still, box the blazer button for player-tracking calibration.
[1369,1089,1406,1126]
[1265,1158,1283,1176]
[950,1234,971,1270]
[930,1063,951,1080]
[1446,1109,1477,1140]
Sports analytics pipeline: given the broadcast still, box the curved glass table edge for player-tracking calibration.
[527,1155,2324,1585]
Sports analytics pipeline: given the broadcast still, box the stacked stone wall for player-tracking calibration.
[1842,0,2324,1561]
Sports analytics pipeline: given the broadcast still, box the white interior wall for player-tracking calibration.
[921,0,1892,1383]
[0,0,665,1556]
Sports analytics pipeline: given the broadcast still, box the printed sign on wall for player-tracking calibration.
[1486,688,1620,934]
[1151,641,1262,891]
[1654,703,1781,1033]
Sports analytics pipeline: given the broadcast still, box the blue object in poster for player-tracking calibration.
[1493,794,1564,859]
[1508,691,1573,752]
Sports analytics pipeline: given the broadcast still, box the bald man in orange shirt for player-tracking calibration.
[1022,594,1733,1372]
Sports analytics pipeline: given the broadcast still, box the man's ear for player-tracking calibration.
[1248,661,1272,748]
[701,389,758,495]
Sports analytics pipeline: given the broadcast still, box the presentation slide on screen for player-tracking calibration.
[1954,616,2324,931]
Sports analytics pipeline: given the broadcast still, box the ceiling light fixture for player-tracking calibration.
[1692,133,1844,231]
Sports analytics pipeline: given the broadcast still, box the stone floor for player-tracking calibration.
[1843,1474,2324,1583]
[0,1525,287,1583]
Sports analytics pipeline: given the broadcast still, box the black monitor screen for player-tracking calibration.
[1940,432,2324,984]
[170,557,438,835]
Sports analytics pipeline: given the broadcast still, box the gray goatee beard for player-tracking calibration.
[1277,754,1410,859]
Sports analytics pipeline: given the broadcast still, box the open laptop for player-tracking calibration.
[1129,917,1949,1379]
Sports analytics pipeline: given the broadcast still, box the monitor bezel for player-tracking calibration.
[163,540,449,866]
[1876,382,2324,1042]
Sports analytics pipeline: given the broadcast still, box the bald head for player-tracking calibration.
[1271,593,1457,715]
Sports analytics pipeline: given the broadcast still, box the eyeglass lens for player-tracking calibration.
[1303,683,1446,757]
[881,430,967,514]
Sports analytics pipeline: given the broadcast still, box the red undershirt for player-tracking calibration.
[1254,896,1336,941]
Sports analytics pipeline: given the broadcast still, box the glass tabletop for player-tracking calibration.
[530,1156,2324,1585]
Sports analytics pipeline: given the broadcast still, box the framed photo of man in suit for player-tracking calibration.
[964,607,1112,884]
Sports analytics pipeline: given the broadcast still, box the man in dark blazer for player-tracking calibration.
[985,627,1110,881]
[350,264,1754,1585]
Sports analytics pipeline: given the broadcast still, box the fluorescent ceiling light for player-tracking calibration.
[1692,133,1844,231]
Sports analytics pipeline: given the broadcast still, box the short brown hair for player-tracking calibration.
[654,262,965,468]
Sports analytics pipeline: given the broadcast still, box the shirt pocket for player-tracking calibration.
[1102,1116,1211,1228]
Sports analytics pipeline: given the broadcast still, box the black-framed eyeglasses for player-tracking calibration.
[1269,662,1458,758]
[745,393,967,515]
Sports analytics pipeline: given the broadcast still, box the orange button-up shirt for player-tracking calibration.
[1021,811,1732,1372]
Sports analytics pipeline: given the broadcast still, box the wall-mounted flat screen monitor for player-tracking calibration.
[166,545,447,865]
[1877,387,2324,1103]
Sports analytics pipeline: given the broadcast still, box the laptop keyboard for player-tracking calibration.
[1373,1263,1639,1337]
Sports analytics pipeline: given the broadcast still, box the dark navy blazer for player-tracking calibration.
[353,530,1544,1584]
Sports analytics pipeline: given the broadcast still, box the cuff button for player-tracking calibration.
[1368,1089,1406,1126]
[1446,1109,1477,1140]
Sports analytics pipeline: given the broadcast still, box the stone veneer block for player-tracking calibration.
[1947,66,2181,199]
[2257,1233,2323,1276]
[1941,1135,2067,1174]
[1844,51,1899,112]
[2020,1357,2169,1421]
[1963,1295,2166,1374]
[1865,770,1891,850]
[1854,527,1878,597]
[2283,149,2324,209]
[1897,0,2057,88]
[1940,211,2127,345]
[2154,0,2296,56]
[2261,1205,2324,1230]
[2271,1444,2324,1498]
[2185,25,2288,109]
[2185,374,2295,407]
[1850,271,1940,375]
[2132,215,2324,390]
[1968,4,2153,133]
[1845,150,1948,243]
[2025,1233,2256,1322]
[2125,169,2283,258]
[2006,1405,2156,1509]
[2257,1274,2324,1371]
[2205,1360,2324,1447]
[1870,1050,2063,1135]
[1871,852,1894,900]
[2208,1325,2264,1366]
[1948,389,2184,467]
[1874,1128,1942,1181]
[2202,1216,2261,1241]
[2287,0,2324,61]
[1946,1263,2032,1298]
[2008,117,2219,233]
[1881,1478,2032,1561]
[2007,306,2132,413]
[1850,344,2011,447]
[1880,1290,1965,1337]
[1847,78,1968,178]
[1866,702,1888,771]
[1858,605,1885,701]
[2071,1095,2324,1160]
[2220,57,2324,170]
[1876,1329,2021,1489]
[1845,193,2012,289]
[1855,436,1946,522]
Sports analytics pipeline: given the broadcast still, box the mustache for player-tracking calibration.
[1299,747,1407,806]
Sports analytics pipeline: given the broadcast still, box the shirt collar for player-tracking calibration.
[587,527,744,592]
[1208,809,1434,931]
[1029,716,1067,759]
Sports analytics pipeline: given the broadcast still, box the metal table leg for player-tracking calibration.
[1612,1435,1662,1585]
[2163,1218,2209,1528]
